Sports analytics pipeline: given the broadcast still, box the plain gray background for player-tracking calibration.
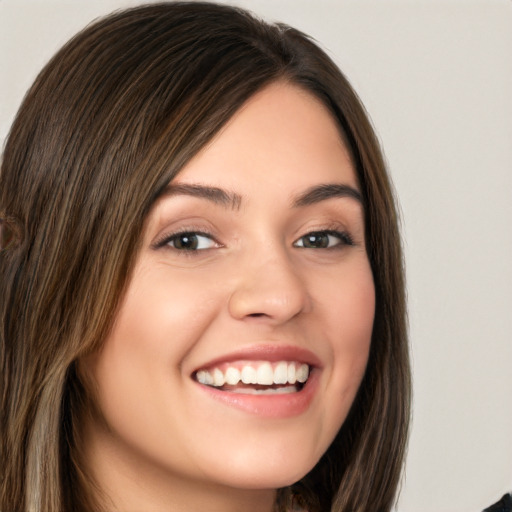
[1,1,511,511]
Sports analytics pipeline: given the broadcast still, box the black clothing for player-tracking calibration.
[483,493,512,512]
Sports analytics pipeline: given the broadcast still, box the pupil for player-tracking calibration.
[176,233,197,250]
[305,233,328,248]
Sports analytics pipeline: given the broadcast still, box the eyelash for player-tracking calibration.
[293,229,354,249]
[154,229,220,251]
[154,227,354,253]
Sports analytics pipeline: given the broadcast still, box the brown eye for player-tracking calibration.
[165,232,216,251]
[301,233,330,248]
[294,230,354,249]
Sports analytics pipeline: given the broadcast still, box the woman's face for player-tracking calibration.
[83,82,375,506]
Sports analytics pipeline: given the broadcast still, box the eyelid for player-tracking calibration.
[293,229,355,249]
[152,228,220,250]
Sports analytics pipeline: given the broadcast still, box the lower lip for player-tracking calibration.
[194,370,319,418]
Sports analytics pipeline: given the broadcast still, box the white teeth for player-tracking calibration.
[256,362,274,385]
[273,362,288,384]
[195,361,310,389]
[213,368,225,387]
[225,367,241,385]
[196,370,213,385]
[228,385,297,395]
[287,364,296,384]
[296,364,309,383]
[241,365,257,384]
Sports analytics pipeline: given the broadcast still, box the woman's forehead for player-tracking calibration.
[168,83,357,191]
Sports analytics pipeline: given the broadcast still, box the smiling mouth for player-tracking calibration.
[193,361,310,395]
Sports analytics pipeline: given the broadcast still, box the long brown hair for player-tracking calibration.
[0,3,410,511]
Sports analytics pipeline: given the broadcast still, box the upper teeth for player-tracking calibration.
[195,361,310,387]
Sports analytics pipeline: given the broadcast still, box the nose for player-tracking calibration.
[228,249,312,323]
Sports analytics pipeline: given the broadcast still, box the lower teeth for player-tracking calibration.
[222,385,298,395]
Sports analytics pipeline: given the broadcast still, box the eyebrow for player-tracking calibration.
[159,182,362,210]
[292,183,363,207]
[161,183,243,210]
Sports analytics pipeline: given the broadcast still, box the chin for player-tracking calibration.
[196,439,325,491]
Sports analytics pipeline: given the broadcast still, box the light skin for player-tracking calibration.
[81,82,375,512]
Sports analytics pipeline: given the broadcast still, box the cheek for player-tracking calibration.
[117,265,225,355]
[320,258,375,352]
[80,268,234,478]
[316,260,375,426]
[87,266,227,425]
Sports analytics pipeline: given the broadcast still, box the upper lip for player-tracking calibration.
[192,344,322,373]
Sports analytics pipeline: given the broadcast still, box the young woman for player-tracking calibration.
[0,3,410,511]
